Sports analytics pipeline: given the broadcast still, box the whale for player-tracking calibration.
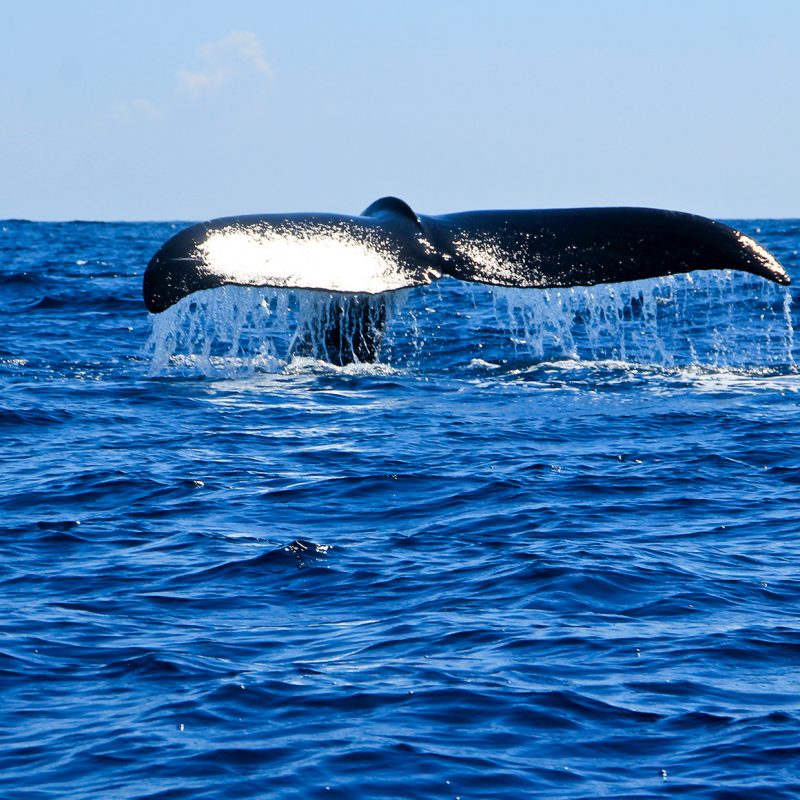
[144,197,790,364]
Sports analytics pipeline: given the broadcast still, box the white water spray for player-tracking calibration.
[488,272,794,371]
[145,272,795,377]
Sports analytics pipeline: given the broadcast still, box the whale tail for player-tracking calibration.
[143,200,789,364]
[143,201,789,314]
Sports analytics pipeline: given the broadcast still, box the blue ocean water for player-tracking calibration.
[2,218,800,799]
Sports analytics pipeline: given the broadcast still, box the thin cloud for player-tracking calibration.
[110,99,162,120]
[177,31,274,95]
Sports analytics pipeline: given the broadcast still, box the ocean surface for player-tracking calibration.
[2,218,800,800]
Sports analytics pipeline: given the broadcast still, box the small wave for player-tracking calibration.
[102,653,184,678]
[22,293,142,312]
[0,271,43,286]
[175,539,333,584]
[26,295,70,310]
[0,406,74,426]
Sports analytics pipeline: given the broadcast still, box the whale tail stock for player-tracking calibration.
[143,199,789,364]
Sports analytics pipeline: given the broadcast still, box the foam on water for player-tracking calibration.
[146,271,794,378]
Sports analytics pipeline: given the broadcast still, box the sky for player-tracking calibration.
[2,0,798,220]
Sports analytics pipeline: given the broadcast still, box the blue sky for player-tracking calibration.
[2,1,798,219]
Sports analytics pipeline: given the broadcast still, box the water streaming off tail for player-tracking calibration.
[488,272,794,370]
[146,289,401,377]
[146,272,794,377]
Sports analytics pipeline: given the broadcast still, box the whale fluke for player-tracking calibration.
[143,199,789,315]
[144,201,790,366]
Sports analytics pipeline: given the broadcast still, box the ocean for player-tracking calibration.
[2,218,800,799]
